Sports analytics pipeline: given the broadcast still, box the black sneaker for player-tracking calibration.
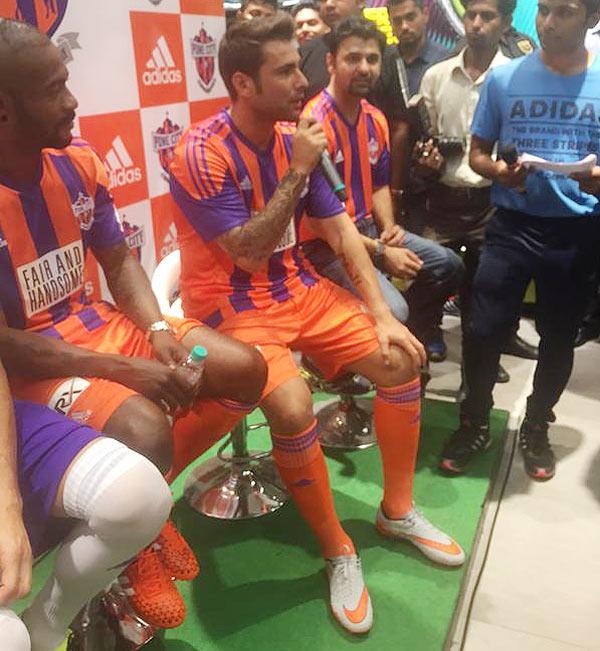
[439,418,491,474]
[518,418,555,481]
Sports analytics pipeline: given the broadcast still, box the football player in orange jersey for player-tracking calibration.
[0,19,267,631]
[170,14,465,635]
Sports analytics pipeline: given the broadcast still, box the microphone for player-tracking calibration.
[320,151,347,202]
[499,143,519,166]
[498,143,526,194]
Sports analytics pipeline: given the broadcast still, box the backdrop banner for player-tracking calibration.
[0,0,228,300]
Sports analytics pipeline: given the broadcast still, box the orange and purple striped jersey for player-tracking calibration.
[169,109,345,326]
[301,90,390,229]
[0,139,124,335]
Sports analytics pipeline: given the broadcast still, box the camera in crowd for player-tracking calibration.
[407,94,465,158]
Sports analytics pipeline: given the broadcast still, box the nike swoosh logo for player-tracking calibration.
[411,535,462,556]
[343,586,370,624]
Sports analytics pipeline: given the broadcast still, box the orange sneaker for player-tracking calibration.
[155,520,200,581]
[119,545,186,629]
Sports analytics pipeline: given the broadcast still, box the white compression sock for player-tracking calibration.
[0,608,31,651]
[21,438,172,651]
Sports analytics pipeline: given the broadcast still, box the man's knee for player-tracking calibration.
[207,341,267,404]
[0,609,30,651]
[104,397,173,474]
[263,388,314,434]
[90,453,172,546]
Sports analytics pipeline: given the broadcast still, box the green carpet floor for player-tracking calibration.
[22,398,507,651]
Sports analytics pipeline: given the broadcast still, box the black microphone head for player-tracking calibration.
[499,143,519,166]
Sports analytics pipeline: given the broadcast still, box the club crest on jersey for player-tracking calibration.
[72,192,95,231]
[152,114,183,181]
[368,137,379,165]
[191,26,216,92]
[8,0,69,38]
[122,220,145,262]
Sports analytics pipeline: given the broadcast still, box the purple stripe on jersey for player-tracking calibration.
[76,306,106,332]
[267,251,291,303]
[228,267,257,313]
[48,153,86,204]
[91,185,125,250]
[222,135,252,208]
[366,113,390,188]
[348,128,367,220]
[291,245,318,288]
[48,299,73,326]
[203,309,223,328]
[199,136,218,196]
[0,228,26,329]
[39,326,63,340]
[185,136,210,198]
[19,186,61,257]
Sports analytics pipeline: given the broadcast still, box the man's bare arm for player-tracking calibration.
[305,213,425,367]
[306,213,391,320]
[0,361,32,606]
[216,118,327,273]
[95,241,164,332]
[217,168,308,272]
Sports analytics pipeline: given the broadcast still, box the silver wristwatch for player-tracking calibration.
[146,320,174,339]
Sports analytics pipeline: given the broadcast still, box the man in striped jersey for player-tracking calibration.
[0,18,267,630]
[301,16,463,352]
[170,13,465,635]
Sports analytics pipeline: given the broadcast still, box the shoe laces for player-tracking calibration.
[397,507,439,538]
[328,555,362,600]
[125,546,169,597]
[453,421,489,451]
[520,421,550,454]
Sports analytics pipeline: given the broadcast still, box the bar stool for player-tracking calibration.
[151,251,288,520]
[301,358,377,450]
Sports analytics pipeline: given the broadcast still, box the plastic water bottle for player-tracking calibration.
[180,344,208,387]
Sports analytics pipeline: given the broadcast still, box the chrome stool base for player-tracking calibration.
[315,397,377,450]
[183,420,288,520]
[184,454,287,520]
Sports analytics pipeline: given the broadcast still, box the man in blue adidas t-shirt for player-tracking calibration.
[440,0,600,481]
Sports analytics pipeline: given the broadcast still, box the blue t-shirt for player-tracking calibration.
[472,51,600,218]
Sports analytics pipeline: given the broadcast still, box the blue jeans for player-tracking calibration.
[302,221,463,342]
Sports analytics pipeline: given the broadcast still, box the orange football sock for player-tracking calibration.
[374,379,421,519]
[271,419,355,559]
[168,398,257,482]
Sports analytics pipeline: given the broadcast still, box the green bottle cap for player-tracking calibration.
[189,345,208,363]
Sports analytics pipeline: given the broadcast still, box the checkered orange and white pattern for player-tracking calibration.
[0,0,228,300]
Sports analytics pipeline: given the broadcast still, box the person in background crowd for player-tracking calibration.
[292,1,330,44]
[301,16,463,365]
[170,13,465,637]
[412,0,516,379]
[237,0,278,21]
[0,358,172,651]
[441,0,600,480]
[300,0,364,99]
[371,0,447,234]
[0,18,267,631]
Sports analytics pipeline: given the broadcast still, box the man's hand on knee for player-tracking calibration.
[375,315,426,371]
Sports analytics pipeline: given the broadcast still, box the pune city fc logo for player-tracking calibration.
[3,0,69,37]
[191,26,216,93]
[152,114,183,181]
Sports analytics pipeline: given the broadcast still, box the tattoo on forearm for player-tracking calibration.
[226,169,307,261]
